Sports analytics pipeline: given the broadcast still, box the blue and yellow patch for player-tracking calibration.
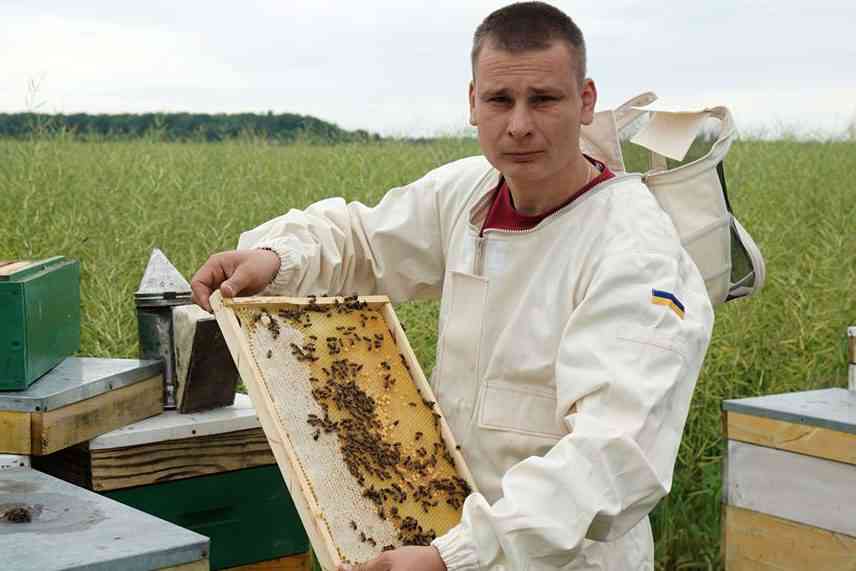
[651,289,685,319]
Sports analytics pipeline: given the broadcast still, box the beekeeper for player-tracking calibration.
[192,3,714,570]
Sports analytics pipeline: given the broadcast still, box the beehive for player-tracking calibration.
[721,389,856,569]
[212,293,476,570]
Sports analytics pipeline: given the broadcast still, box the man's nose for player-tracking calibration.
[507,103,534,138]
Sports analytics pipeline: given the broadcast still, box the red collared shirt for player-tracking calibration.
[481,156,614,235]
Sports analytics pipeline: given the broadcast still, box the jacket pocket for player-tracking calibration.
[474,383,568,480]
[478,382,568,440]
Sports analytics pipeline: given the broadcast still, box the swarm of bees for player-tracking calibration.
[246,295,470,552]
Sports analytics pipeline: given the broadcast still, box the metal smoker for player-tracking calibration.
[134,248,192,409]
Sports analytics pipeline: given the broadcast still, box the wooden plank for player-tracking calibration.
[725,410,856,465]
[723,505,856,570]
[223,553,310,571]
[725,440,856,537]
[159,559,210,571]
[212,292,340,571]
[90,427,275,491]
[221,295,389,308]
[31,374,163,455]
[0,410,31,454]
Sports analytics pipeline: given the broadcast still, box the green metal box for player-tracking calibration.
[0,257,80,390]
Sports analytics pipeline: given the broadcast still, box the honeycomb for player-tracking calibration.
[234,296,472,566]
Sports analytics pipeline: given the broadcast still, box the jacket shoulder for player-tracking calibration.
[591,176,684,257]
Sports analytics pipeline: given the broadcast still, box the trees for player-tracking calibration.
[0,112,374,143]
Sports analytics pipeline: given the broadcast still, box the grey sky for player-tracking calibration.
[3,1,855,137]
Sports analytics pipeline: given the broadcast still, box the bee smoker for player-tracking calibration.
[134,248,192,409]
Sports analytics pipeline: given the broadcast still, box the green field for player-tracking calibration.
[2,136,854,569]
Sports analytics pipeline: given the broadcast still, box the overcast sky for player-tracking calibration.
[3,1,855,138]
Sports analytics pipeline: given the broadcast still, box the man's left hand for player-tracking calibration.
[337,546,447,571]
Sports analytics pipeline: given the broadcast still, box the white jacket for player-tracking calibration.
[238,156,714,570]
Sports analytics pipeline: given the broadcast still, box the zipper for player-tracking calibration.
[472,237,486,276]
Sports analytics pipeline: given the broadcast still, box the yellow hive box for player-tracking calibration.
[212,293,476,570]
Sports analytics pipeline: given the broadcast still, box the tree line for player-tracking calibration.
[0,111,381,143]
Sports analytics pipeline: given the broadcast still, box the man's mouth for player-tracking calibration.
[504,151,544,162]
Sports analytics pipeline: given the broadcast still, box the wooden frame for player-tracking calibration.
[211,292,477,570]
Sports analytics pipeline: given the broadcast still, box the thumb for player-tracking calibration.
[220,265,250,298]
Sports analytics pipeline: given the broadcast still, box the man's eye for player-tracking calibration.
[488,96,511,104]
[532,95,557,104]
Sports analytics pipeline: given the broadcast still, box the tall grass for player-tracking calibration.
[2,136,854,569]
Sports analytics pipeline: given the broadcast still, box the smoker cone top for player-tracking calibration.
[135,248,192,307]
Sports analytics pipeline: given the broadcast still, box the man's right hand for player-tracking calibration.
[191,249,281,312]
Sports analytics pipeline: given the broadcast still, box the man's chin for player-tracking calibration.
[496,159,546,181]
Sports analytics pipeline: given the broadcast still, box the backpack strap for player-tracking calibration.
[579,91,657,173]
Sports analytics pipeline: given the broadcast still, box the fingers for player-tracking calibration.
[190,279,213,312]
[220,263,250,298]
[190,253,233,312]
[191,249,281,311]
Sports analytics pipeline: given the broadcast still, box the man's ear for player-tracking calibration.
[468,81,477,126]
[580,79,597,126]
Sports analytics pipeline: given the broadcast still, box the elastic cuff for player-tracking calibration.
[254,242,297,295]
[432,524,480,571]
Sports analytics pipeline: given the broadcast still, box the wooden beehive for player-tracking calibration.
[32,394,311,570]
[721,388,856,570]
[0,357,163,455]
[211,293,476,570]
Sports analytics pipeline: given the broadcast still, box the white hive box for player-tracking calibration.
[721,388,856,570]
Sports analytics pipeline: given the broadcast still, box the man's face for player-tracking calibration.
[469,41,596,186]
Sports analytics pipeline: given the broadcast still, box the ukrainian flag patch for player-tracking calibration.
[651,289,686,319]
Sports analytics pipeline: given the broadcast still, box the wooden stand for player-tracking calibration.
[33,394,310,571]
[721,388,856,569]
[0,357,163,455]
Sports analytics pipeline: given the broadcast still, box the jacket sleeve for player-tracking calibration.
[235,163,464,302]
[433,248,714,570]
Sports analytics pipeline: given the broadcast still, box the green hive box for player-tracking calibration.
[0,257,80,390]
[105,465,309,570]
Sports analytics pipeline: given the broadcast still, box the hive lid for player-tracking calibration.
[0,257,68,282]
[0,357,163,413]
[135,248,192,306]
[91,393,259,450]
[723,388,856,435]
[0,469,208,571]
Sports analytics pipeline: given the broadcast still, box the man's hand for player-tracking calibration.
[337,546,447,571]
[191,249,281,311]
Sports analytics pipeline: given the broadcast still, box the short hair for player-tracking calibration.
[471,2,587,85]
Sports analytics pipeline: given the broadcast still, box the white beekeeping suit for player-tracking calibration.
[239,152,713,570]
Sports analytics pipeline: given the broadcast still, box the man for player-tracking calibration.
[192,3,713,570]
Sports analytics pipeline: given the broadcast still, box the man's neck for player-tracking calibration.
[505,154,593,216]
